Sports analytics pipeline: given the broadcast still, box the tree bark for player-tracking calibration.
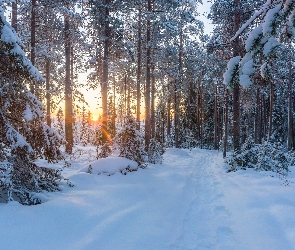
[46,59,51,127]
[175,28,183,148]
[101,0,110,144]
[112,81,116,136]
[262,94,267,138]
[12,0,17,32]
[196,82,201,143]
[288,58,293,150]
[30,0,36,94]
[174,80,179,147]
[215,85,218,148]
[259,92,263,142]
[136,4,142,129]
[199,85,203,149]
[127,75,131,114]
[124,74,127,112]
[151,64,155,139]
[232,0,241,152]
[167,88,171,137]
[255,88,262,144]
[269,82,274,139]
[223,88,229,158]
[187,82,191,131]
[145,0,152,150]
[64,4,73,154]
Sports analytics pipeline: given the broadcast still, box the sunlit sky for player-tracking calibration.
[79,1,214,118]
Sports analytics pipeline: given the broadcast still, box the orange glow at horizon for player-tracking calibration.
[92,115,99,121]
[78,72,146,120]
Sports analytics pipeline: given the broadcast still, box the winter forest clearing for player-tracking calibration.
[2,0,295,249]
[1,147,295,250]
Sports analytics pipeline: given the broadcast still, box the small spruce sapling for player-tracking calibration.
[148,138,165,164]
[116,115,147,167]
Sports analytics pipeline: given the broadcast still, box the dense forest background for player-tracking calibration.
[2,0,295,204]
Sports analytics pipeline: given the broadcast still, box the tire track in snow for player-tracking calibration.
[170,149,236,250]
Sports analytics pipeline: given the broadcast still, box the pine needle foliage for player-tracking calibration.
[116,115,147,167]
[0,6,64,205]
[226,137,295,174]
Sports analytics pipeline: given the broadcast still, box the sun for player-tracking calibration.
[92,116,99,121]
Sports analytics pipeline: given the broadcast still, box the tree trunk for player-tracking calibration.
[151,65,155,139]
[199,85,203,149]
[136,4,142,129]
[124,75,127,113]
[259,92,263,142]
[255,88,262,144]
[288,58,293,150]
[262,94,267,138]
[214,85,219,150]
[232,0,241,152]
[187,82,191,131]
[12,0,17,32]
[223,88,229,158]
[64,4,73,154]
[175,28,183,148]
[127,75,131,114]
[30,0,36,94]
[174,80,179,148]
[46,59,51,127]
[167,92,171,137]
[101,0,110,144]
[269,82,274,139]
[113,81,116,136]
[71,45,74,86]
[145,0,152,150]
[196,82,201,143]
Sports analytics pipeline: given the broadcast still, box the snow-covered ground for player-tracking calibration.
[1,148,295,250]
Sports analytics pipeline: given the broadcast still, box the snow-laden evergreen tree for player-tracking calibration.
[91,121,112,159]
[148,138,164,164]
[97,141,112,159]
[221,1,295,151]
[209,0,264,152]
[226,0,295,87]
[54,107,65,140]
[226,137,295,174]
[0,5,64,205]
[116,115,147,167]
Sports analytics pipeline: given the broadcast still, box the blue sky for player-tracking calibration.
[198,0,214,35]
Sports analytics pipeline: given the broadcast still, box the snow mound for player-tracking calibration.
[80,156,138,175]
[164,148,191,158]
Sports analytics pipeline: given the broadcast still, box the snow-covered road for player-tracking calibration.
[1,148,295,250]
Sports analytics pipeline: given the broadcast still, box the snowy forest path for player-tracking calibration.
[2,148,295,250]
[167,148,236,250]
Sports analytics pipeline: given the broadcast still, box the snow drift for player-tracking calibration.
[80,156,138,175]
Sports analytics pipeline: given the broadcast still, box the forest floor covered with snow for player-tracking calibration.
[1,147,295,250]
